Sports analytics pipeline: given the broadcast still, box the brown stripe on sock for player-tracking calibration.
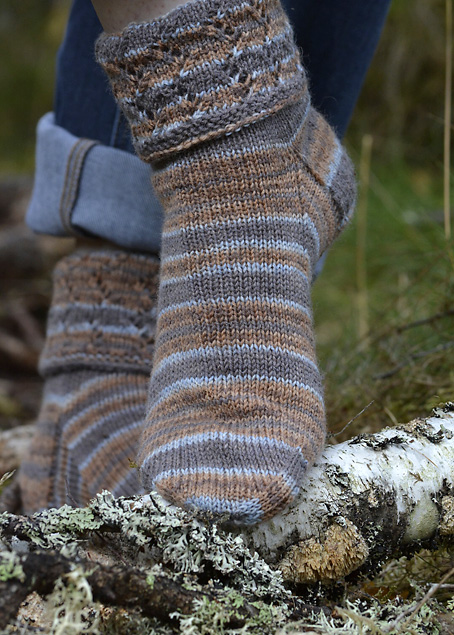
[159,245,311,282]
[157,471,298,519]
[18,249,159,513]
[79,415,145,502]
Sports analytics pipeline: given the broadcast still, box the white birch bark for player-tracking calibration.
[245,404,454,584]
[3,408,454,584]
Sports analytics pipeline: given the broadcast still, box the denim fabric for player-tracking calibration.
[288,0,392,138]
[26,113,163,253]
[54,0,133,152]
[28,0,391,254]
[55,0,392,144]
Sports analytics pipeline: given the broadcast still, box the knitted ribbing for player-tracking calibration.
[19,250,160,513]
[97,0,356,524]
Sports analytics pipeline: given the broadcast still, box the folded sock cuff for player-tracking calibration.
[39,250,160,377]
[95,0,308,162]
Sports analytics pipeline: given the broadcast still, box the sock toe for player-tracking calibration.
[140,428,309,524]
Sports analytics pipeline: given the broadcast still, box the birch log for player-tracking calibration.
[245,403,454,584]
[2,407,454,585]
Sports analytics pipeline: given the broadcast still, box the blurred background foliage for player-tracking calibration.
[0,0,452,434]
[352,0,448,168]
[0,1,69,172]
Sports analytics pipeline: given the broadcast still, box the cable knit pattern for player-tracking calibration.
[19,250,160,513]
[97,0,356,524]
[96,0,308,161]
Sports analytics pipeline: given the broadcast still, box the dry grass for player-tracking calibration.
[314,157,453,441]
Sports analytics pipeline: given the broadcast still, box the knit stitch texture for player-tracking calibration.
[97,0,356,524]
[96,0,308,162]
[19,250,160,513]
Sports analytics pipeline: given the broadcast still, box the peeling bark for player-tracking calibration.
[245,404,454,583]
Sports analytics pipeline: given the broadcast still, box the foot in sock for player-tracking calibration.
[17,250,159,513]
[97,0,356,524]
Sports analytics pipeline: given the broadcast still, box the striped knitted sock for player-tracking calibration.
[18,250,160,513]
[96,0,356,525]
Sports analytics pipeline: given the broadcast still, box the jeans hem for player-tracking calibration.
[26,113,163,253]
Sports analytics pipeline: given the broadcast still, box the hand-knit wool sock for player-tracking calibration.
[96,0,356,525]
[18,250,160,514]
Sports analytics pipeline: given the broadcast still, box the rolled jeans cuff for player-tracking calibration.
[26,112,164,254]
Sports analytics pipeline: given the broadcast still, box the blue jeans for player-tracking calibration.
[27,0,391,253]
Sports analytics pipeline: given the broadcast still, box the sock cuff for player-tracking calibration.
[39,250,160,377]
[95,0,308,162]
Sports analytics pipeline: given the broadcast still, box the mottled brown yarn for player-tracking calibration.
[18,250,160,513]
[40,250,158,375]
[97,0,356,524]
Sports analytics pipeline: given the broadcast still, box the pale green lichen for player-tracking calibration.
[87,491,289,600]
[0,504,103,556]
[0,490,448,634]
[173,590,286,635]
[1,491,291,634]
[0,550,25,582]
[276,597,442,635]
[45,566,101,635]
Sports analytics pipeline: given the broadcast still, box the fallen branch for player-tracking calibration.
[0,549,261,630]
[3,406,454,594]
[245,403,454,583]
[0,493,294,631]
